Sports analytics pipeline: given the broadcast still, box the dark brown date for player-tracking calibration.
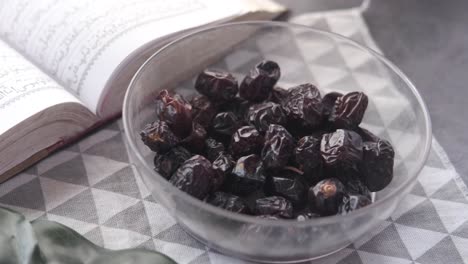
[140,120,179,153]
[154,90,192,137]
[153,146,192,179]
[190,95,217,128]
[265,175,307,207]
[360,139,395,192]
[205,138,225,161]
[212,111,240,136]
[295,135,322,175]
[230,126,263,158]
[321,129,363,169]
[195,69,238,101]
[269,86,288,104]
[329,91,368,129]
[169,155,214,200]
[261,124,295,169]
[281,83,323,128]
[322,92,343,120]
[308,178,347,216]
[246,102,286,132]
[227,154,266,195]
[211,152,235,192]
[181,122,207,154]
[239,60,281,102]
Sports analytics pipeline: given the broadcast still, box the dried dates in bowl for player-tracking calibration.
[140,60,394,220]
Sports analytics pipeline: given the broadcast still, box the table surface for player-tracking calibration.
[277,0,468,185]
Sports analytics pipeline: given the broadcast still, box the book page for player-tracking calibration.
[0,0,251,114]
[0,40,82,135]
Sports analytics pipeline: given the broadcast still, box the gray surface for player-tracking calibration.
[278,0,468,185]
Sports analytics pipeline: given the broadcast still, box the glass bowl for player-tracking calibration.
[123,21,432,263]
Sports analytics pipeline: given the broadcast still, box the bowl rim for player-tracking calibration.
[123,20,432,227]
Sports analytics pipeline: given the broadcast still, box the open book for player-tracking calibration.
[0,0,285,182]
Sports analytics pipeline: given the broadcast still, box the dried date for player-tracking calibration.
[181,122,207,154]
[265,174,307,207]
[212,111,240,136]
[360,139,394,192]
[169,155,214,200]
[246,102,286,132]
[205,138,225,161]
[239,60,281,102]
[329,92,368,128]
[195,69,238,101]
[211,152,235,192]
[153,146,192,179]
[154,90,192,137]
[190,95,217,128]
[140,120,179,153]
[320,129,363,169]
[308,178,347,216]
[261,124,295,169]
[281,83,323,128]
[230,126,263,158]
[227,154,266,195]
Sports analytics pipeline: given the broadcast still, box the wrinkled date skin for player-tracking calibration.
[240,60,281,102]
[153,146,192,179]
[308,178,347,216]
[211,152,235,192]
[295,135,322,174]
[140,120,179,153]
[360,140,395,192]
[195,69,238,101]
[169,155,214,200]
[321,129,363,169]
[207,192,250,214]
[227,154,266,195]
[265,175,307,207]
[190,95,217,128]
[212,111,240,136]
[261,124,295,169]
[246,102,286,132]
[329,92,368,129]
[205,138,225,161]
[339,195,371,215]
[282,83,323,128]
[255,196,293,219]
[154,90,193,137]
[322,92,343,121]
[181,122,207,154]
[269,86,288,104]
[230,126,263,158]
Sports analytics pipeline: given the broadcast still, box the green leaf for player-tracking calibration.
[0,207,177,264]
[0,207,44,264]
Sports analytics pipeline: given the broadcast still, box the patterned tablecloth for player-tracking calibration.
[1,8,468,264]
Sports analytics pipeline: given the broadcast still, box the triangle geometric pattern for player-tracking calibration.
[0,9,467,264]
